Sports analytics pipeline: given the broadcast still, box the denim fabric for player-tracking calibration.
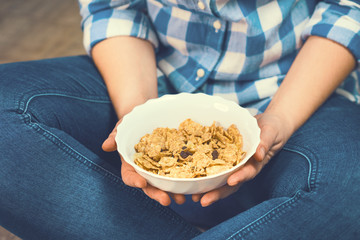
[180,96,360,239]
[0,56,200,240]
[0,56,359,240]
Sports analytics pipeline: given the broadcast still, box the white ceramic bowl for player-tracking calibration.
[115,93,260,194]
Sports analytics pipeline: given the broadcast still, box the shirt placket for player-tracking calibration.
[191,16,226,89]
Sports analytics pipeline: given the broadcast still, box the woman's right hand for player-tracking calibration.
[102,119,147,190]
[92,36,184,206]
[102,120,187,206]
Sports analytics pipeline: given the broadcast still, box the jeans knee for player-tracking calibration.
[260,145,313,198]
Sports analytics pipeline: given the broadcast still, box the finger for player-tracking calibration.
[102,120,123,152]
[227,160,260,186]
[192,193,203,202]
[200,185,240,207]
[102,133,118,152]
[142,185,172,206]
[121,158,147,188]
[263,151,276,165]
[254,145,266,162]
[169,193,186,205]
[254,125,277,162]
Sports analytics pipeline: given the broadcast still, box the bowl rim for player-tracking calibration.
[116,93,261,182]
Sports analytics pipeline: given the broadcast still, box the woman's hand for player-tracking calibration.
[102,120,187,206]
[103,111,293,207]
[92,36,179,205]
[193,36,356,207]
[192,112,293,207]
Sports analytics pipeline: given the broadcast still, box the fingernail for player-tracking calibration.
[202,200,213,207]
[228,179,237,186]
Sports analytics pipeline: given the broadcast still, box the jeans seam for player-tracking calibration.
[226,190,304,240]
[14,90,134,190]
[25,115,199,237]
[16,93,199,236]
[22,93,111,114]
[24,113,124,183]
[282,144,318,192]
[16,89,111,114]
[225,145,318,239]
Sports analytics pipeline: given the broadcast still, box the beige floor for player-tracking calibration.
[0,0,85,64]
[0,0,85,239]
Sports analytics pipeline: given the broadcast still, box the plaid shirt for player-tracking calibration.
[79,0,360,113]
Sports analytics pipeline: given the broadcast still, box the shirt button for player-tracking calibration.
[197,1,205,10]
[197,68,205,78]
[213,20,221,30]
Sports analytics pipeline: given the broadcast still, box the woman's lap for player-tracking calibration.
[0,56,200,240]
[190,95,360,239]
[0,56,359,239]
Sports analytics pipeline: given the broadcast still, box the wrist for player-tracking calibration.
[112,88,157,119]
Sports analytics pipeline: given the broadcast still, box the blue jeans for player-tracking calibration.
[0,56,359,240]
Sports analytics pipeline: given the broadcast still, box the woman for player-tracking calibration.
[1,0,359,239]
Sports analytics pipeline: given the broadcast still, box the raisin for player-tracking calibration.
[180,150,192,159]
[211,150,219,160]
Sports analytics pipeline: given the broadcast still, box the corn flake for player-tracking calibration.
[133,119,246,178]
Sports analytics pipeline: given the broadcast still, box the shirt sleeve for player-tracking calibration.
[301,0,360,65]
[78,0,159,55]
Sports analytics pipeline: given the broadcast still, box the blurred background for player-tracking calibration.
[0,0,85,64]
[0,0,85,239]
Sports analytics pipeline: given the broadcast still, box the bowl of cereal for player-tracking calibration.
[115,93,260,194]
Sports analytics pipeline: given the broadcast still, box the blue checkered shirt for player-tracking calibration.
[79,0,360,113]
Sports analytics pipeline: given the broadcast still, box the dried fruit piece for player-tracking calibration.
[133,119,246,178]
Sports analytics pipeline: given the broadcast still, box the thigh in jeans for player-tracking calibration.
[0,56,201,240]
[193,94,360,240]
[3,56,118,162]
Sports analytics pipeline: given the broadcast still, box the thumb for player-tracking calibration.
[102,133,117,152]
[253,125,277,162]
[102,120,122,152]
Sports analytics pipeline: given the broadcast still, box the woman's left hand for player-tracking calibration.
[193,36,357,207]
[192,112,293,207]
